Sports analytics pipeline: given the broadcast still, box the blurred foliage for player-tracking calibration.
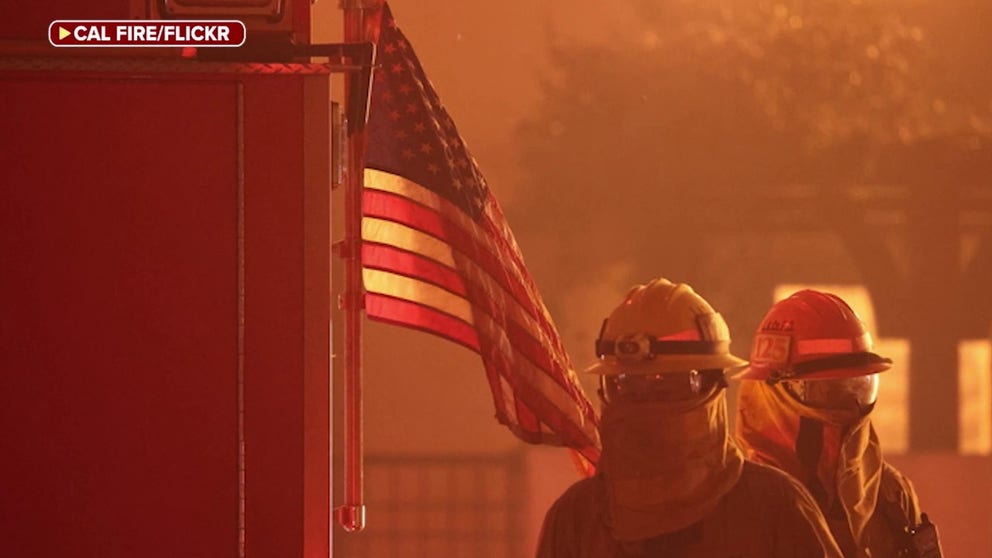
[512,0,992,338]
[631,0,991,148]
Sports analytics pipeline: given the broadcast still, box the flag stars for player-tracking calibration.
[369,28,540,379]
[367,14,498,218]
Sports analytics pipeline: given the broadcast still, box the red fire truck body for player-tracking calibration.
[1,3,337,556]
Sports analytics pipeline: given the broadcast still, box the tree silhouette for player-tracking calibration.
[514,0,992,450]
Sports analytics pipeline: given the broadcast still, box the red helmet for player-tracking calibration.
[733,290,891,382]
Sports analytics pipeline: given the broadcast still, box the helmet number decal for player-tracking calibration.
[752,333,791,365]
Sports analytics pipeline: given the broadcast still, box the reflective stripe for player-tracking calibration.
[659,328,702,341]
[599,313,730,344]
[796,332,872,355]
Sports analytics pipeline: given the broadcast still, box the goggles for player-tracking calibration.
[599,369,726,404]
[782,374,880,410]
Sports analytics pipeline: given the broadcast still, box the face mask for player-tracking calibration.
[598,389,743,540]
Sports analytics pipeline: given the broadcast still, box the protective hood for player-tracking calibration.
[599,388,743,541]
[736,380,883,549]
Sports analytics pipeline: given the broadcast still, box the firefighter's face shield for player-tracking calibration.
[782,373,880,412]
[598,369,727,405]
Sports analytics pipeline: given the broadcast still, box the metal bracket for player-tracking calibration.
[302,42,375,134]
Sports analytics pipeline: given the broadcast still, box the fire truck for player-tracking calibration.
[0,2,369,555]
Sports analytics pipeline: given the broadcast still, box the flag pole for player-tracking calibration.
[338,0,601,488]
[336,0,378,534]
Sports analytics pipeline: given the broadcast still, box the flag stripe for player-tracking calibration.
[363,182,575,389]
[363,188,509,283]
[364,186,541,324]
[361,4,601,468]
[483,202,575,360]
[362,215,563,386]
[362,242,468,297]
[363,189,599,455]
[514,396,542,439]
[365,168,535,298]
[496,375,519,432]
[481,201,552,312]
[363,267,474,325]
[505,318,558,385]
[469,301,599,452]
[363,269,600,455]
[363,216,457,269]
[365,170,567,352]
[365,292,481,353]
[365,260,581,412]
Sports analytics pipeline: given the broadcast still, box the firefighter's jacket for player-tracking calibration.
[737,380,923,558]
[536,391,842,558]
[536,461,842,557]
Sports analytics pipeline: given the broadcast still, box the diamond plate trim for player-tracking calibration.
[0,57,336,75]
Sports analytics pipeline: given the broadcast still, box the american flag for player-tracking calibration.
[360,3,601,466]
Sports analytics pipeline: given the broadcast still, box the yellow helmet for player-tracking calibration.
[585,278,747,375]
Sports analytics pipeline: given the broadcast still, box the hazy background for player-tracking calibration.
[312,1,992,556]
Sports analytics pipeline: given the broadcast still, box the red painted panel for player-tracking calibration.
[238,73,332,558]
[0,1,133,41]
[242,74,306,558]
[0,77,240,558]
[0,2,310,44]
[238,73,331,558]
[1,68,331,558]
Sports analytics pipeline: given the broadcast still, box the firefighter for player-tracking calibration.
[536,278,842,558]
[735,290,943,558]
